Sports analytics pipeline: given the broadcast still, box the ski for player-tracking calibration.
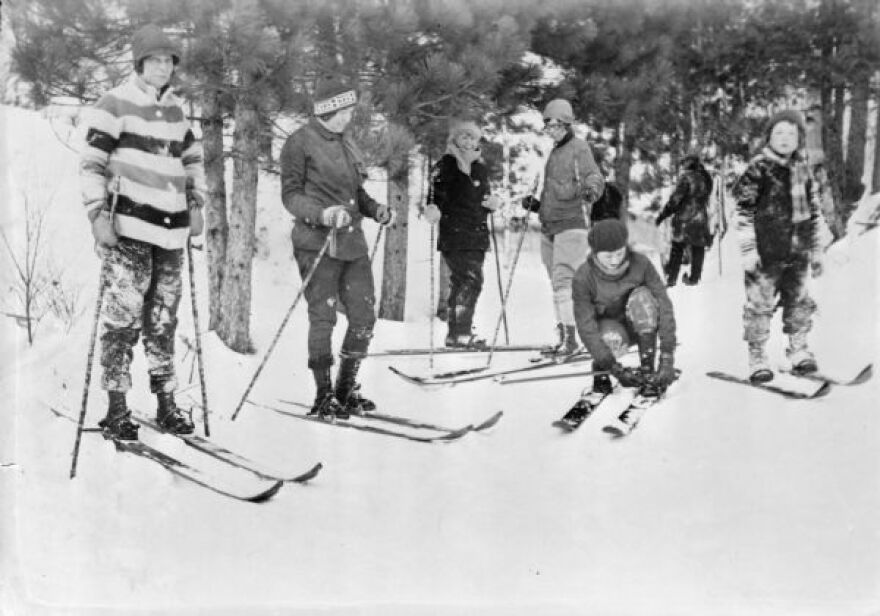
[250,401,473,443]
[277,399,503,434]
[134,414,323,483]
[389,353,592,387]
[501,369,601,385]
[780,363,872,386]
[706,371,832,399]
[602,391,665,438]
[367,344,545,357]
[552,389,615,432]
[48,405,282,503]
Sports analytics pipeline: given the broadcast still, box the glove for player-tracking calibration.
[90,210,118,248]
[654,352,676,388]
[610,362,645,388]
[741,251,761,272]
[483,194,503,211]
[522,195,541,212]
[811,256,823,278]
[189,206,204,237]
[321,205,351,228]
[424,204,442,224]
[376,203,394,226]
[655,212,668,226]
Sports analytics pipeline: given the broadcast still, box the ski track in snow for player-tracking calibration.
[2,105,879,615]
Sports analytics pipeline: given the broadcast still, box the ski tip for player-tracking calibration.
[851,363,874,385]
[247,480,284,503]
[602,425,625,438]
[474,411,504,431]
[813,380,833,398]
[551,420,576,432]
[290,462,324,484]
[439,425,473,441]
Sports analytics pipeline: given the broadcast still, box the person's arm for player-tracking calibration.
[575,144,605,205]
[572,271,614,369]
[731,160,763,271]
[280,133,326,225]
[80,94,122,222]
[656,174,689,224]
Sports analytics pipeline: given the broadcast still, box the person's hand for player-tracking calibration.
[321,205,351,228]
[522,195,541,212]
[655,212,668,227]
[610,362,645,388]
[741,251,761,272]
[483,194,503,211]
[376,203,394,226]
[424,204,441,224]
[811,256,823,278]
[189,206,204,237]
[654,352,676,388]
[91,210,118,248]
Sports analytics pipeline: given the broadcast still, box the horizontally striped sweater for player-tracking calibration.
[80,74,206,250]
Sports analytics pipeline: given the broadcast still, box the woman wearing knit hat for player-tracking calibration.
[522,98,605,358]
[79,23,206,440]
[280,74,393,420]
[558,219,677,430]
[732,109,827,383]
[423,119,502,348]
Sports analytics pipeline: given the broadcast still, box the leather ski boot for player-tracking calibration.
[98,391,139,441]
[310,367,348,420]
[156,392,195,435]
[552,324,580,360]
[748,342,774,383]
[787,331,817,375]
[335,356,376,415]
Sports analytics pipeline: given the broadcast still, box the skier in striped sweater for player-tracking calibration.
[80,24,207,440]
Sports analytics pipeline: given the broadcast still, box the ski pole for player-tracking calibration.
[70,176,120,479]
[483,211,530,368]
[429,224,436,370]
[186,237,210,437]
[489,213,510,344]
[231,231,334,421]
[369,224,384,264]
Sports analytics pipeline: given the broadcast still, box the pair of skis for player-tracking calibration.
[48,403,320,503]
[252,399,503,443]
[552,386,669,438]
[706,363,872,398]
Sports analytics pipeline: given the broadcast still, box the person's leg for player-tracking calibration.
[98,239,153,438]
[779,259,818,373]
[142,244,191,433]
[625,286,660,378]
[742,266,780,382]
[684,245,705,285]
[549,229,590,356]
[665,241,685,286]
[335,256,379,412]
[540,233,564,350]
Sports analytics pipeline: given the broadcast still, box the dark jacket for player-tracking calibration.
[657,160,713,246]
[732,152,822,266]
[280,118,381,260]
[572,251,676,369]
[590,182,625,223]
[538,132,604,236]
[430,154,492,252]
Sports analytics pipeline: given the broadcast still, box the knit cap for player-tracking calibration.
[765,109,806,139]
[543,99,575,124]
[588,219,628,253]
[132,24,180,66]
[313,75,357,116]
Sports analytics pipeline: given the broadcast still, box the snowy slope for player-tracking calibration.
[2,105,879,616]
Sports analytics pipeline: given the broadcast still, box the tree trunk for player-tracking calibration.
[200,89,228,331]
[613,118,634,216]
[216,95,258,353]
[874,82,880,194]
[845,79,869,207]
[379,154,409,321]
[820,85,845,225]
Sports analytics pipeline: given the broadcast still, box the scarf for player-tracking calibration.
[446,141,481,176]
[762,146,812,223]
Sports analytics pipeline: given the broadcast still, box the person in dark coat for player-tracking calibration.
[562,219,677,426]
[280,75,393,419]
[655,155,714,286]
[424,119,502,348]
[732,109,826,383]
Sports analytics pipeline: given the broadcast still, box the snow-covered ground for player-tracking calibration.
[2,105,879,615]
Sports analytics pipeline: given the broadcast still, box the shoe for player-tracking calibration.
[787,332,817,375]
[98,391,139,440]
[444,333,488,350]
[551,325,580,359]
[309,392,349,421]
[338,383,376,415]
[682,274,698,286]
[748,343,774,383]
[156,392,195,435]
[636,378,663,398]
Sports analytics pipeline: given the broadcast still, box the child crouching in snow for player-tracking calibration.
[561,219,677,427]
[732,110,827,383]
